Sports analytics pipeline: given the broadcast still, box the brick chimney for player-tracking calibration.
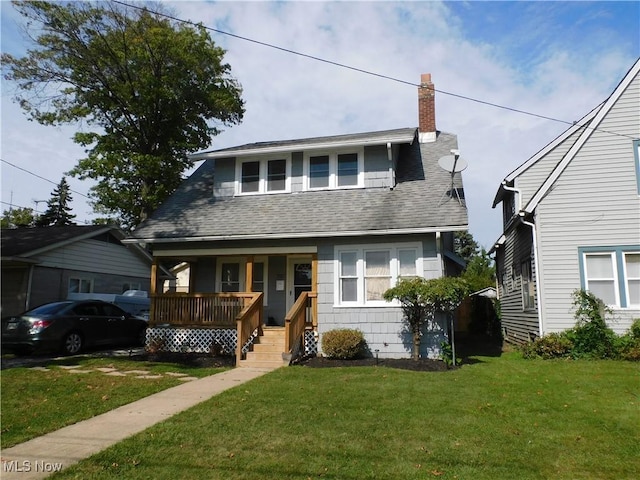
[418,73,436,143]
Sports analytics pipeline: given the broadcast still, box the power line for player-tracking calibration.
[113,0,636,140]
[0,158,90,199]
[0,200,44,214]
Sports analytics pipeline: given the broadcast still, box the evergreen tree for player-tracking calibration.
[36,177,76,227]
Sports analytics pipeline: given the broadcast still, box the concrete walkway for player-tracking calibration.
[1,366,276,479]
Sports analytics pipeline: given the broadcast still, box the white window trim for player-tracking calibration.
[623,252,640,308]
[303,147,365,191]
[583,252,620,308]
[235,155,292,195]
[333,242,423,307]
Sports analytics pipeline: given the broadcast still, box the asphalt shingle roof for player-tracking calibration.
[131,130,468,242]
[1,225,111,257]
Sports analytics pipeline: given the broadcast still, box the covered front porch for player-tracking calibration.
[147,252,319,366]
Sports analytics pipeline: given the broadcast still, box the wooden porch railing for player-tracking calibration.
[285,291,317,355]
[150,292,258,328]
[235,292,264,365]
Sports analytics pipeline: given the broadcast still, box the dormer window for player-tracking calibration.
[236,156,291,195]
[304,148,364,190]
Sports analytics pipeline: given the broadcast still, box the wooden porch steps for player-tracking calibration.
[238,326,288,368]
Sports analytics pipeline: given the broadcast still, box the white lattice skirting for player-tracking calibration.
[145,326,319,356]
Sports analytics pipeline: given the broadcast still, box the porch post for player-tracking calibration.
[311,254,318,328]
[150,259,159,295]
[245,256,254,292]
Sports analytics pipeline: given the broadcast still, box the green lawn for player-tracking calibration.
[51,353,639,480]
[1,356,229,448]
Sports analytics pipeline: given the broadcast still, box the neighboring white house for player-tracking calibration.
[491,58,640,342]
[125,73,469,360]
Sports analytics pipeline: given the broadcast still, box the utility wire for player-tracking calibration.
[113,0,636,140]
[0,158,90,199]
[1,200,44,214]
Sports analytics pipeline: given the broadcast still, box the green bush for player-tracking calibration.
[615,319,640,361]
[521,333,573,359]
[321,329,366,360]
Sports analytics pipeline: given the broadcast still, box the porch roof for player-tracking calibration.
[127,131,468,244]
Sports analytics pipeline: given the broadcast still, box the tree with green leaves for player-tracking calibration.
[1,207,36,228]
[3,1,244,230]
[454,230,480,265]
[36,177,76,227]
[462,247,495,292]
[384,276,469,360]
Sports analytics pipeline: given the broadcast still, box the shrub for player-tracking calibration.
[567,290,617,358]
[321,329,366,360]
[615,319,640,361]
[521,333,573,359]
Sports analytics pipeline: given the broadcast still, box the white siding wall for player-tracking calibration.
[516,127,584,207]
[37,239,151,278]
[537,73,640,334]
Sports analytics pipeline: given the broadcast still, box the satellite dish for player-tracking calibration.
[437,152,468,207]
[438,155,468,173]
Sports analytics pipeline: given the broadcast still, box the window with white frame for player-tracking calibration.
[335,243,422,306]
[69,278,93,294]
[583,252,619,306]
[237,157,290,195]
[521,259,535,310]
[304,149,364,190]
[580,248,640,308]
[624,252,640,307]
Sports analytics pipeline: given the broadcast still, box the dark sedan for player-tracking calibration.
[1,300,147,355]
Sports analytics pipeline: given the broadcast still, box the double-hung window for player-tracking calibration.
[336,243,422,306]
[521,259,535,310]
[580,247,640,308]
[237,157,290,194]
[304,149,363,190]
[69,278,93,294]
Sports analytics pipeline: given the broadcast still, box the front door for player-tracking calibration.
[287,257,313,310]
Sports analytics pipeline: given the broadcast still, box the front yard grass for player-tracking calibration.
[1,356,229,448]
[51,353,639,480]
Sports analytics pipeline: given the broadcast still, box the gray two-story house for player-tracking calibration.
[491,58,640,343]
[126,74,469,366]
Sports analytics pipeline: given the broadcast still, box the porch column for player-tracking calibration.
[245,256,254,292]
[150,259,159,295]
[311,254,318,328]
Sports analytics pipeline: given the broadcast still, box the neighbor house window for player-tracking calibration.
[69,278,93,294]
[122,283,141,293]
[237,157,290,194]
[579,247,640,308]
[521,259,535,310]
[335,243,421,306]
[624,253,640,307]
[583,253,618,306]
[304,149,364,190]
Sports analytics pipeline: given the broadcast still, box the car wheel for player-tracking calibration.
[62,332,83,355]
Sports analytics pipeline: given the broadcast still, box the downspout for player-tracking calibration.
[387,142,395,189]
[518,212,544,337]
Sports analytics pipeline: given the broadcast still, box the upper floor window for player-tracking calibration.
[237,157,291,195]
[503,193,516,227]
[304,149,364,190]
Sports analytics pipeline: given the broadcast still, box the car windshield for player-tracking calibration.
[24,302,72,316]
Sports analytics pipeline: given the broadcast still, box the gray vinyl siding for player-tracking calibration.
[291,152,304,192]
[37,239,151,278]
[497,224,539,342]
[315,233,446,359]
[516,127,584,207]
[536,72,640,334]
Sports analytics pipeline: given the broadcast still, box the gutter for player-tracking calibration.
[518,212,544,337]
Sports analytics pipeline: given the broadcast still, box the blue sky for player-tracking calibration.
[1,1,639,248]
